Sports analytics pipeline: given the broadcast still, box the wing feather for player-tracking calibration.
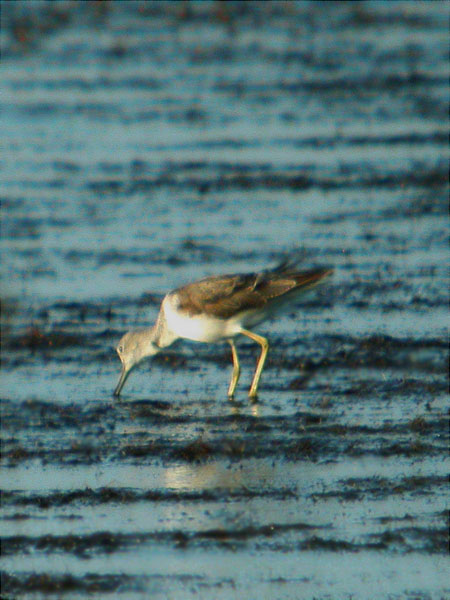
[174,267,331,319]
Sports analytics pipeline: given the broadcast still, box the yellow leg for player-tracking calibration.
[240,329,269,399]
[227,339,241,398]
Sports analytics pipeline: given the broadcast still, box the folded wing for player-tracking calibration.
[174,267,332,319]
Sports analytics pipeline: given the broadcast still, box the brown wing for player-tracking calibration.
[174,274,260,317]
[173,267,332,319]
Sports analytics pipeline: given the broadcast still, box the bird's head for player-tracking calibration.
[113,329,159,396]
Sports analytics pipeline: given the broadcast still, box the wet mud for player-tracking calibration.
[1,2,449,599]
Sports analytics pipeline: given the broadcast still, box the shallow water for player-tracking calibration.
[1,2,449,599]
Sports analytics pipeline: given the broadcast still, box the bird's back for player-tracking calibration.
[172,265,332,320]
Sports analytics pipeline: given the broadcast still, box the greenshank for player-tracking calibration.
[114,260,332,398]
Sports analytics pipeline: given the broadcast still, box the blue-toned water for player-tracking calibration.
[1,2,448,599]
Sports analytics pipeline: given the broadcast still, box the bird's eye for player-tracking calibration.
[118,345,123,354]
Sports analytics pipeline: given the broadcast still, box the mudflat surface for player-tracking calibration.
[1,2,448,599]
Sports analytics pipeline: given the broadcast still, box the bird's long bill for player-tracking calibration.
[114,365,130,396]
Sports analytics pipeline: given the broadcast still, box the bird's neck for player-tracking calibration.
[151,310,179,349]
[129,327,159,360]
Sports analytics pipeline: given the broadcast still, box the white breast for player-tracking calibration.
[162,295,240,343]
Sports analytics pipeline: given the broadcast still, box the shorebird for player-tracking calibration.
[113,259,332,399]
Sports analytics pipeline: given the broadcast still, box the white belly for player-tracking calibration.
[163,296,241,343]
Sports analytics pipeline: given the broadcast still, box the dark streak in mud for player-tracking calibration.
[1,572,192,595]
